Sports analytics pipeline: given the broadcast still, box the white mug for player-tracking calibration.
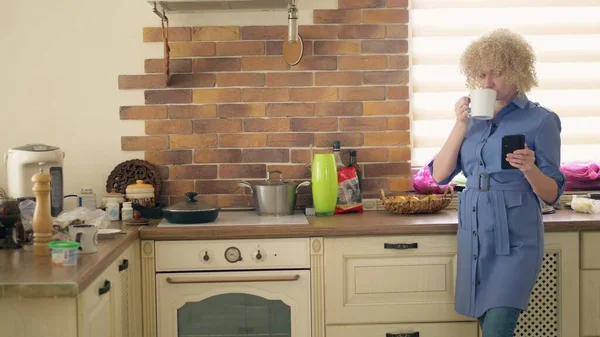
[469,88,497,120]
[68,224,98,254]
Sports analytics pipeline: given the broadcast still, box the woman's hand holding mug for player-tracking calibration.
[455,96,471,124]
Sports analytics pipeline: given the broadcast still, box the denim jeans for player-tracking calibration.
[478,307,522,337]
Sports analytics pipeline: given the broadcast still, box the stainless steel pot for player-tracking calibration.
[239,171,310,216]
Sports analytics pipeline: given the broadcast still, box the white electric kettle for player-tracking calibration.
[4,144,65,216]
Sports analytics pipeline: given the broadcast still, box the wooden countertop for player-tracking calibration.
[0,223,138,299]
[139,209,600,240]
[2,209,599,299]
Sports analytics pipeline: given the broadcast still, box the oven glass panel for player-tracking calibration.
[177,293,291,337]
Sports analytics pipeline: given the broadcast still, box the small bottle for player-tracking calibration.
[348,150,362,191]
[332,141,345,169]
[78,188,96,210]
[105,198,120,221]
[121,202,133,221]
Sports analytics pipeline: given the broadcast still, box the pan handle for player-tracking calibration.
[296,181,311,194]
[238,182,253,194]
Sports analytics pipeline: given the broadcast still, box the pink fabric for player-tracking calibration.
[413,164,452,194]
[560,163,600,191]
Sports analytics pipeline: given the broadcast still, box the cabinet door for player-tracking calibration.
[512,233,579,337]
[327,322,478,337]
[581,270,600,337]
[324,235,464,324]
[78,260,118,337]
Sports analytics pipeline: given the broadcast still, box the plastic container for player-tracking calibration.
[78,188,97,210]
[48,241,80,266]
[121,201,133,221]
[101,189,125,208]
[105,198,120,221]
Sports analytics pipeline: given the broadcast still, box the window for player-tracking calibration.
[409,0,600,166]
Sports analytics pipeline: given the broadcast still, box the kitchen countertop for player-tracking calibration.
[2,209,599,298]
[139,209,600,240]
[0,222,138,299]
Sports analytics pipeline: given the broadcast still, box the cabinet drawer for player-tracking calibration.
[581,270,600,336]
[581,232,600,269]
[324,235,465,324]
[326,322,478,337]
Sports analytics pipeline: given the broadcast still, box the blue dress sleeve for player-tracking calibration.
[427,154,462,185]
[534,112,566,205]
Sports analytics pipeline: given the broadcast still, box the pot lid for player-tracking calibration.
[164,192,219,212]
[248,180,296,186]
[247,170,296,186]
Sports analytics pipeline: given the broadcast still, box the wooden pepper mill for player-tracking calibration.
[32,162,53,256]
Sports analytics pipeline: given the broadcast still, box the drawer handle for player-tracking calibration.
[166,274,300,284]
[386,333,419,337]
[384,243,418,250]
[98,280,111,296]
[119,259,129,272]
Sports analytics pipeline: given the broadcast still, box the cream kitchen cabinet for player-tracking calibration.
[324,234,464,324]
[79,241,141,337]
[0,240,141,337]
[323,232,579,337]
[78,258,119,337]
[581,232,600,337]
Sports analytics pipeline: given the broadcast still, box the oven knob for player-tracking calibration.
[252,249,266,261]
[199,250,212,263]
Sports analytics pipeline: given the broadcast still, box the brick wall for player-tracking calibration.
[118,0,411,208]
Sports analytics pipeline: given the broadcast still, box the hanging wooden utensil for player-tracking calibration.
[159,8,170,86]
[283,34,304,66]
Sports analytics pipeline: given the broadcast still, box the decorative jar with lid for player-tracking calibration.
[125,180,155,208]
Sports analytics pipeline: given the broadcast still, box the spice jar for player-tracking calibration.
[126,180,155,208]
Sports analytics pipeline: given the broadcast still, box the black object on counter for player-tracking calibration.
[162,192,220,224]
[132,202,164,219]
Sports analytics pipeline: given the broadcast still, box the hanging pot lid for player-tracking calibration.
[164,192,219,213]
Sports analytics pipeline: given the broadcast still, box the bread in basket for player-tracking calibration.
[380,186,454,214]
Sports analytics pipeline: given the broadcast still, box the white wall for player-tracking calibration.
[0,0,335,204]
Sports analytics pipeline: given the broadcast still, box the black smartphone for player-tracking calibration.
[501,134,526,170]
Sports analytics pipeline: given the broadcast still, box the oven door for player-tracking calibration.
[156,270,311,337]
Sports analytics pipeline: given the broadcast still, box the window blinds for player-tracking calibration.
[410,0,600,166]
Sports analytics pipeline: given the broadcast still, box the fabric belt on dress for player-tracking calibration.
[465,173,532,255]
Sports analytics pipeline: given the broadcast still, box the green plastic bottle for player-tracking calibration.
[311,153,338,216]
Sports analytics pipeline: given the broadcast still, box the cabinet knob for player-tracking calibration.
[203,251,210,261]
[98,280,111,296]
[119,259,129,272]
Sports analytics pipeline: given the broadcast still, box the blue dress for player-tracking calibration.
[429,95,565,318]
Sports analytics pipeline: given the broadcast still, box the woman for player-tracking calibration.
[429,29,565,336]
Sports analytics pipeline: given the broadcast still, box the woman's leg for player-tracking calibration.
[478,307,521,337]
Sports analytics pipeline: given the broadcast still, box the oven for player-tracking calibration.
[155,238,311,337]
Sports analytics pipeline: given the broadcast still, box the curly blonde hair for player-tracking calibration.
[459,29,538,96]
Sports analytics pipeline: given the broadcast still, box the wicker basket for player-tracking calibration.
[380,187,454,215]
